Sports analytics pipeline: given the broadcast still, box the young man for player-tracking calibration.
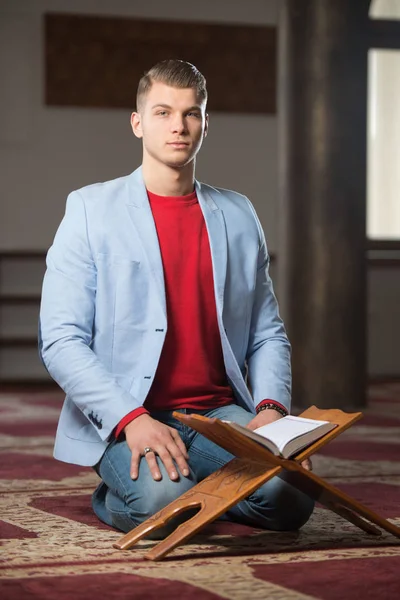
[39,60,314,535]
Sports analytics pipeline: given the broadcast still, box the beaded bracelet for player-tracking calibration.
[256,402,288,417]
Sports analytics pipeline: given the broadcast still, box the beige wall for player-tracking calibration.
[0,0,399,379]
[0,0,279,252]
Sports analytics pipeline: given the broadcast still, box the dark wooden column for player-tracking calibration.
[277,0,370,409]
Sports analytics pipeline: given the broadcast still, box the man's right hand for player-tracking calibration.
[124,414,190,482]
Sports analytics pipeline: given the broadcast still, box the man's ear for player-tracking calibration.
[203,113,209,139]
[131,112,143,139]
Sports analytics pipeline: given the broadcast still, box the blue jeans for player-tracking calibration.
[92,404,314,536]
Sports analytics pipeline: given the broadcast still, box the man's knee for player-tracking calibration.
[127,473,195,521]
[118,473,196,537]
[247,473,315,531]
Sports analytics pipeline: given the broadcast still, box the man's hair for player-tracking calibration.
[136,59,207,112]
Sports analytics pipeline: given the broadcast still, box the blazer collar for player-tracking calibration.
[126,166,218,211]
[125,166,227,314]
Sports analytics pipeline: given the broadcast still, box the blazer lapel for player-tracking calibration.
[124,169,228,319]
[195,181,227,316]
[125,167,167,317]
[196,182,252,405]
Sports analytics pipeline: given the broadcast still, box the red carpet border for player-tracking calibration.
[1,384,399,599]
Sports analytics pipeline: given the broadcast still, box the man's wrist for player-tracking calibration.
[255,400,288,417]
[115,407,150,439]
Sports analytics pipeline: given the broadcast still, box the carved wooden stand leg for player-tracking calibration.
[113,458,282,561]
[278,466,400,539]
[113,455,400,561]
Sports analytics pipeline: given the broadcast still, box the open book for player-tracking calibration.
[223,415,337,459]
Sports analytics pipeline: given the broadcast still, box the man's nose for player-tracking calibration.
[171,115,186,133]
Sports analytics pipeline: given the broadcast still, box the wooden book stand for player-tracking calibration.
[113,406,400,560]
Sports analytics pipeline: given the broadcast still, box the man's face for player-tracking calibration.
[131,81,208,169]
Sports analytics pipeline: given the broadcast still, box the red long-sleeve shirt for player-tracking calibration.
[115,190,285,437]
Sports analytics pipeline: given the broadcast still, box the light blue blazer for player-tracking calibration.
[39,167,291,466]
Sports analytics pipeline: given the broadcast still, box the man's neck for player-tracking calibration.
[142,158,195,197]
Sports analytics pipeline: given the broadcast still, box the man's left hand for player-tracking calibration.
[246,408,312,471]
[246,407,282,431]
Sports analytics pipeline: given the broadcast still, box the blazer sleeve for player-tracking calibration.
[244,202,292,413]
[39,191,143,441]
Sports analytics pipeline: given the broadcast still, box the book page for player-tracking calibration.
[253,415,332,455]
[221,421,281,454]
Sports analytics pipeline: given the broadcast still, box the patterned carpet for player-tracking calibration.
[1,383,400,599]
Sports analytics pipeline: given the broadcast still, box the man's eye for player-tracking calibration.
[188,112,201,118]
[157,111,168,116]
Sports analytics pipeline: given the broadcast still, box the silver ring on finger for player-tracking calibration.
[143,446,155,456]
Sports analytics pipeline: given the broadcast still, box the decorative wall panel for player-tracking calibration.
[44,13,276,113]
